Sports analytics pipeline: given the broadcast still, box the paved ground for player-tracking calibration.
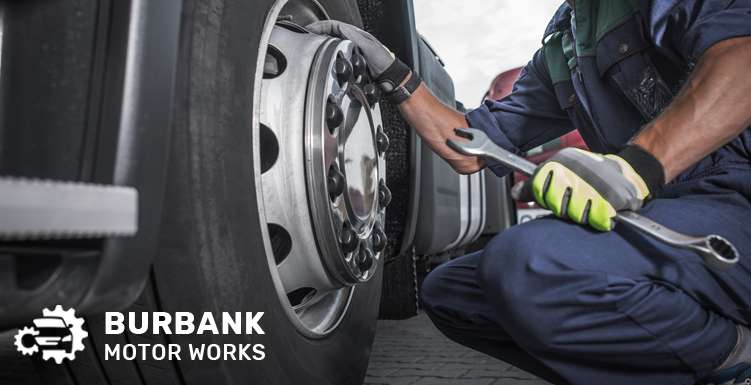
[365,312,551,385]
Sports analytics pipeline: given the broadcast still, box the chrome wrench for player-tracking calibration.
[447,127,739,271]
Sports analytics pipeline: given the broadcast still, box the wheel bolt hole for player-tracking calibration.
[263,45,287,79]
[287,287,316,308]
[268,223,292,265]
[260,123,280,174]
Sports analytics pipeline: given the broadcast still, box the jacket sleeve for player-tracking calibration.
[465,48,574,177]
[649,0,751,64]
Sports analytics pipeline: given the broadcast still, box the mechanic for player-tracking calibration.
[308,1,751,384]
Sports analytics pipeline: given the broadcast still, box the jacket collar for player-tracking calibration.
[542,3,572,44]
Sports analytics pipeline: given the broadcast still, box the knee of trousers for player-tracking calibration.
[420,263,454,320]
[478,222,585,350]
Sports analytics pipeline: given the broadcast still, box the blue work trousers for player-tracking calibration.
[421,166,751,385]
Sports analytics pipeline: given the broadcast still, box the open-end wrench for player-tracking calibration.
[447,127,740,271]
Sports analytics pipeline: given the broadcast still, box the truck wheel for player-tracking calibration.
[66,1,389,384]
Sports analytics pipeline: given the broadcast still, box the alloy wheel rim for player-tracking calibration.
[255,0,389,338]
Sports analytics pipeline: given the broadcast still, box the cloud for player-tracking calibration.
[414,0,562,107]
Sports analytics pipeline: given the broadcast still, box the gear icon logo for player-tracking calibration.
[13,305,88,364]
[14,326,39,356]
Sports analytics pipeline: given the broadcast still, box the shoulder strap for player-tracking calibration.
[543,32,576,111]
[542,32,571,84]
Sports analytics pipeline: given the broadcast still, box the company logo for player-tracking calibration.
[14,305,88,363]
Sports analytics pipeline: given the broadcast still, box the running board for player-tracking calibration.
[0,177,138,240]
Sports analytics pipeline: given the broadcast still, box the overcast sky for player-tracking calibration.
[414,1,562,107]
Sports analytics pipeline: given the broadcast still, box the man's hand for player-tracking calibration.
[308,20,484,174]
[307,21,411,94]
[518,147,657,231]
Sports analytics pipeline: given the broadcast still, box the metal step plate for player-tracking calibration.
[0,177,137,240]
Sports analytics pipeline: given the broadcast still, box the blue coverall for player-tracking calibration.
[420,2,751,384]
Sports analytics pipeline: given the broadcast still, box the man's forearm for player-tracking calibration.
[633,37,751,182]
[396,79,484,174]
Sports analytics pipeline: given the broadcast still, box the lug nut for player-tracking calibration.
[363,83,379,106]
[328,164,345,200]
[379,180,392,208]
[326,99,344,131]
[340,226,359,254]
[357,247,374,271]
[352,51,367,79]
[372,225,387,253]
[334,55,352,85]
[376,127,390,154]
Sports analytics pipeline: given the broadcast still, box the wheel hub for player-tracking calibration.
[307,44,387,285]
[342,95,378,222]
[258,17,389,336]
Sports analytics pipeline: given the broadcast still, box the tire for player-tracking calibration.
[62,1,386,384]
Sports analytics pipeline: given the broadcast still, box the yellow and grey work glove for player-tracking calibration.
[306,21,413,97]
[516,146,665,231]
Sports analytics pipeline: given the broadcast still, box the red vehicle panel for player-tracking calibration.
[485,68,588,218]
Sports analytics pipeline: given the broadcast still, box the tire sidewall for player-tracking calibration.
[150,0,382,384]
